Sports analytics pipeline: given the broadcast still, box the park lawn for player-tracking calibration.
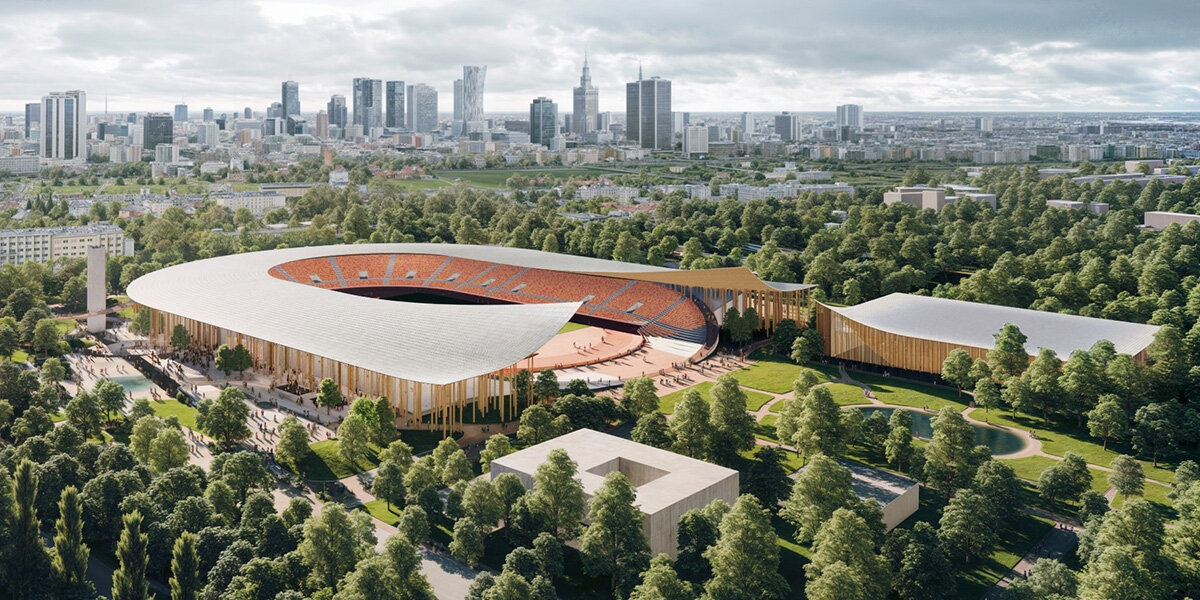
[557,322,590,334]
[1000,456,1111,494]
[755,415,779,445]
[49,411,66,423]
[436,168,605,189]
[360,498,404,526]
[150,398,198,430]
[772,514,811,594]
[7,350,29,363]
[970,408,1182,484]
[1111,481,1176,520]
[298,439,381,481]
[849,370,968,411]
[55,319,77,335]
[731,354,834,394]
[656,380,773,414]
[826,382,872,406]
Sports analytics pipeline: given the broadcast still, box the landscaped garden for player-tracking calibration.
[657,380,774,414]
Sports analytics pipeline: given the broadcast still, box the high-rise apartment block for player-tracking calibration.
[40,90,87,160]
[530,97,558,147]
[573,54,598,134]
[836,104,864,130]
[281,80,300,116]
[352,78,383,133]
[385,81,406,129]
[625,70,672,150]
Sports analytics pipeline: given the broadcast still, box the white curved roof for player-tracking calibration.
[827,293,1160,358]
[127,244,609,385]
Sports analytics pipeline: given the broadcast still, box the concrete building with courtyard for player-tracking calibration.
[489,428,739,557]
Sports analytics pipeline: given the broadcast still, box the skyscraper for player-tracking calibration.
[327,95,347,129]
[385,81,406,129]
[40,90,86,160]
[460,66,486,130]
[202,107,214,122]
[174,103,188,122]
[572,53,598,135]
[267,103,283,119]
[143,113,173,151]
[352,78,383,133]
[24,102,39,139]
[774,112,799,142]
[741,112,752,134]
[452,79,464,124]
[625,68,672,150]
[530,97,558,147]
[281,80,300,117]
[408,84,438,133]
[315,110,329,138]
[243,107,253,119]
[836,104,864,130]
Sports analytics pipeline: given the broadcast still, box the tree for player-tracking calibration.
[32,318,60,355]
[533,531,564,580]
[770,319,801,356]
[612,231,643,263]
[534,369,559,401]
[8,460,52,598]
[214,344,235,375]
[170,531,200,600]
[1109,455,1145,499]
[40,357,65,386]
[170,324,191,351]
[378,438,415,471]
[461,478,501,528]
[781,454,856,543]
[973,459,1022,518]
[1002,376,1033,418]
[1026,348,1063,424]
[196,387,251,447]
[941,349,974,392]
[113,510,150,600]
[708,374,756,464]
[1062,349,1104,426]
[792,386,845,461]
[1088,395,1127,450]
[988,324,1029,381]
[702,495,789,600]
[450,518,484,567]
[1078,546,1156,600]
[631,411,673,449]
[529,448,587,540]
[441,449,474,487]
[1134,401,1191,467]
[938,490,996,563]
[1003,558,1077,600]
[479,433,513,472]
[130,308,152,336]
[403,457,439,500]
[51,485,91,595]
[128,417,166,464]
[298,503,374,591]
[94,377,127,423]
[790,329,823,365]
[150,427,189,473]
[372,460,407,511]
[675,503,724,585]
[276,415,311,473]
[885,421,914,472]
[1038,463,1075,510]
[621,377,659,418]
[883,522,955,600]
[316,377,341,413]
[805,506,889,600]
[337,414,371,468]
[743,446,792,508]
[670,389,710,459]
[581,472,651,594]
[372,397,397,446]
[922,406,983,495]
[974,377,1001,412]
[517,404,560,446]
[211,451,273,502]
[65,390,102,439]
[629,554,692,600]
[399,505,430,545]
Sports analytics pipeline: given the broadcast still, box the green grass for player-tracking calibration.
[297,439,381,481]
[557,322,590,334]
[7,350,28,363]
[656,381,774,414]
[435,168,606,188]
[849,370,968,411]
[826,382,872,406]
[969,408,1184,484]
[49,411,66,423]
[360,498,404,526]
[149,398,198,430]
[730,355,834,394]
[54,319,77,335]
[1111,482,1176,520]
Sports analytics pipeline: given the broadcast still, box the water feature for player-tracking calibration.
[859,407,1026,456]
[107,374,157,398]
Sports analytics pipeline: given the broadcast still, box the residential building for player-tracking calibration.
[281,80,300,117]
[213,192,287,216]
[682,125,708,157]
[836,103,864,130]
[529,97,558,148]
[0,223,134,265]
[40,90,87,160]
[625,68,672,150]
[385,81,405,129]
[572,53,599,134]
[0,156,39,175]
[975,116,993,132]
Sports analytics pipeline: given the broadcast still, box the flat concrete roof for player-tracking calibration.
[489,428,738,514]
[825,293,1159,358]
[792,459,918,506]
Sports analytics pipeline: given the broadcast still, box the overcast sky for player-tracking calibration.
[3,0,1199,114]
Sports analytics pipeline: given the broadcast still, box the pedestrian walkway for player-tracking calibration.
[983,513,1080,600]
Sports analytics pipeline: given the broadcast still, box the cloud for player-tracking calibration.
[1,0,1199,113]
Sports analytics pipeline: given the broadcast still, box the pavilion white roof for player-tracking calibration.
[825,293,1160,358]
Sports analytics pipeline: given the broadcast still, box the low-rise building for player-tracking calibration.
[0,223,134,265]
[213,192,287,216]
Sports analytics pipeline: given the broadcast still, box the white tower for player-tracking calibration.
[86,246,106,333]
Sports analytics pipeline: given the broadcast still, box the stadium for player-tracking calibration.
[126,243,811,431]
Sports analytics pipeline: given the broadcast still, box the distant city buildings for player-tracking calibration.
[24,102,39,138]
[174,103,188,122]
[326,95,348,129]
[385,81,405,129]
[281,81,300,117]
[407,84,438,133]
[572,54,598,134]
[40,90,86,160]
[352,77,383,133]
[530,97,558,147]
[0,223,133,266]
[682,125,708,157]
[626,68,672,150]
[836,103,864,130]
[459,65,486,133]
[143,113,173,151]
[775,112,800,142]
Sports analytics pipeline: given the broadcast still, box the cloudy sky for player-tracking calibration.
[3,0,1199,114]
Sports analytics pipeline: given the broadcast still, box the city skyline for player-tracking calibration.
[2,0,1199,113]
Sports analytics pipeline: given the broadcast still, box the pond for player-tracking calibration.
[859,407,1026,456]
[107,374,157,398]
